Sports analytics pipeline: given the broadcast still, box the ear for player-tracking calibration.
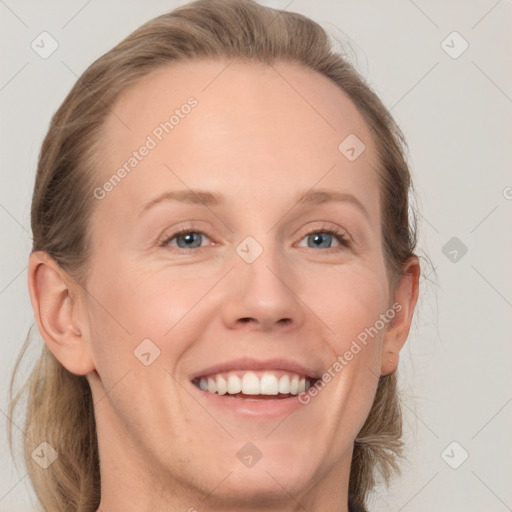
[380,256,420,376]
[28,251,95,375]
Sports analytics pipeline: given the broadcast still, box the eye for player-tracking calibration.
[159,228,212,249]
[158,225,350,251]
[297,226,350,250]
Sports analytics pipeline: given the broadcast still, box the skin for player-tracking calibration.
[28,59,419,512]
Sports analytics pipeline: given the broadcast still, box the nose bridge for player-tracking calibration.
[222,234,305,330]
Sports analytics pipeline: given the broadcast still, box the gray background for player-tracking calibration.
[1,1,511,510]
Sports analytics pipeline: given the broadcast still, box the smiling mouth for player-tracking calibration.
[191,370,319,400]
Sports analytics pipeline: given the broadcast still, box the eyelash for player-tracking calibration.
[158,224,351,252]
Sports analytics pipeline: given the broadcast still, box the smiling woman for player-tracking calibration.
[8,1,420,511]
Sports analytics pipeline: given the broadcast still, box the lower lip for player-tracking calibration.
[189,381,315,419]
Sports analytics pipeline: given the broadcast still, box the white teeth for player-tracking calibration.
[241,372,260,395]
[227,374,242,394]
[216,375,228,395]
[260,374,279,395]
[290,374,299,395]
[207,377,217,393]
[278,375,290,394]
[197,371,311,397]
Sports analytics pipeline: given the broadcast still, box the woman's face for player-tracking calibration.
[70,59,413,509]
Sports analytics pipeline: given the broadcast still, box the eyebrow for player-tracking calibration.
[139,190,221,217]
[296,189,371,222]
[139,188,371,222]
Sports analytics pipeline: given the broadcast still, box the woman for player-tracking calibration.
[9,0,420,510]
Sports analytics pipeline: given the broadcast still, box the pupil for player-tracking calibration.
[310,233,331,248]
[178,233,201,248]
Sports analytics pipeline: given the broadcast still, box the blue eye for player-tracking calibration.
[159,226,350,251]
[306,232,336,249]
[299,228,350,250]
[160,230,210,249]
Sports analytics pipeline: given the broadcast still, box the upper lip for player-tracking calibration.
[189,357,321,381]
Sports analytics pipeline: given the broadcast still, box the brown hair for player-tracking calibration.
[8,0,418,510]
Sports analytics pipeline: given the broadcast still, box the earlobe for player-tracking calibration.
[28,251,95,376]
[380,256,420,376]
[381,352,399,376]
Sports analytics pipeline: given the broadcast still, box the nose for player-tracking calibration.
[221,245,305,332]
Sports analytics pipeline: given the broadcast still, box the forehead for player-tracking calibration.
[94,59,381,224]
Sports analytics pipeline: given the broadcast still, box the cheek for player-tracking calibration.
[306,268,387,435]
[84,256,217,392]
[302,262,391,403]
[87,255,207,338]
[305,264,389,340]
